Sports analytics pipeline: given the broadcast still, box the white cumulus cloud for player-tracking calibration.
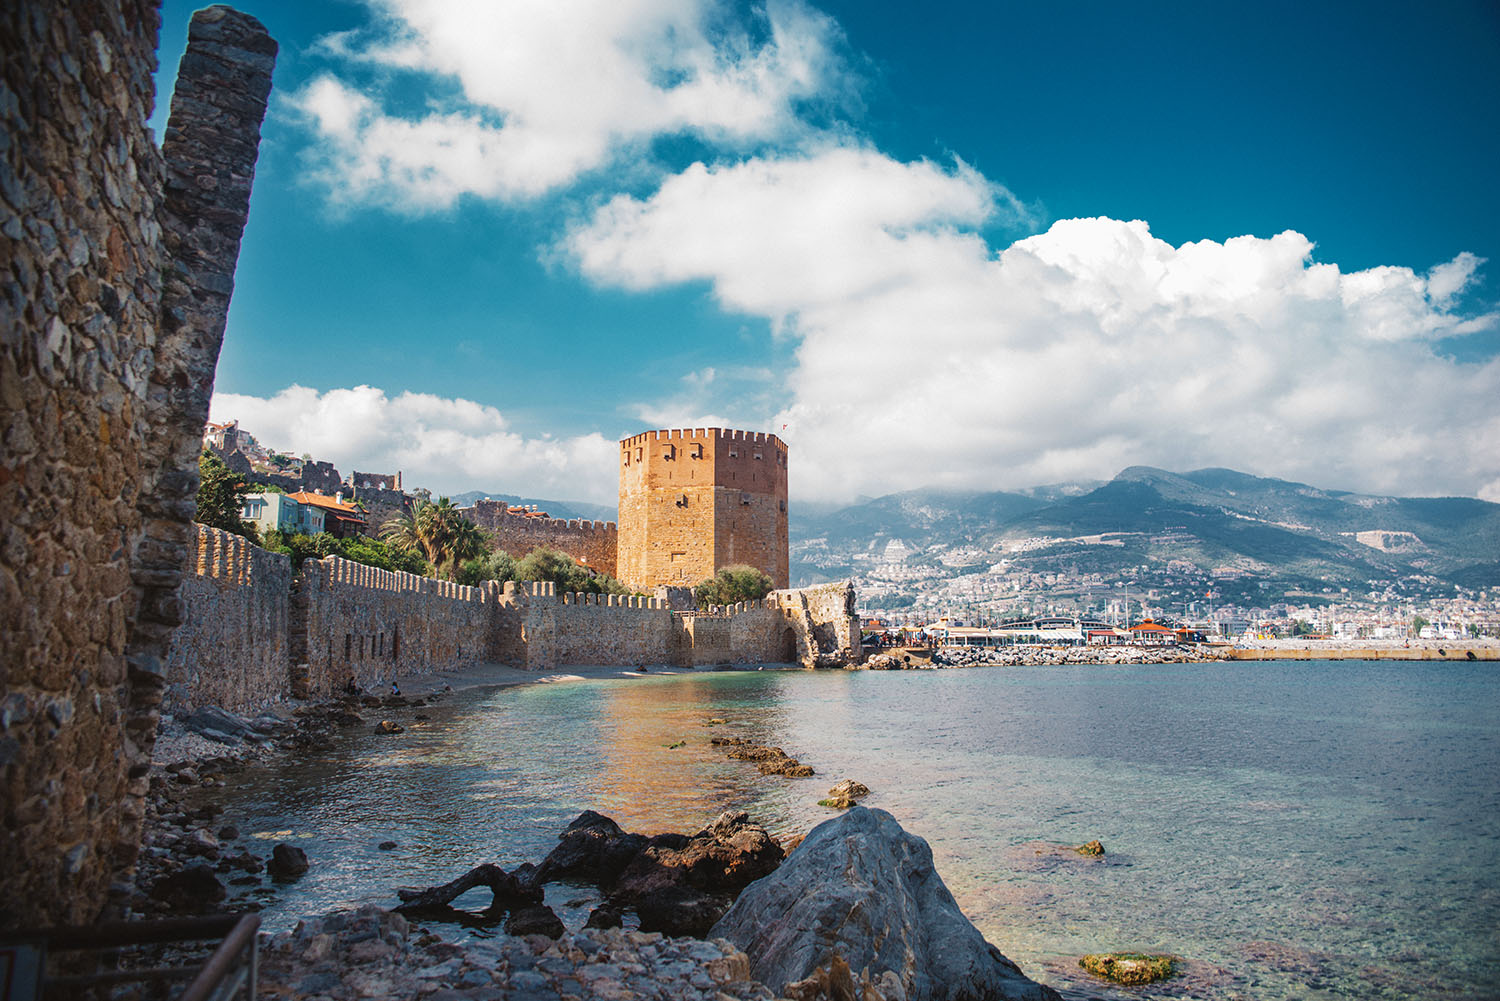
[289,0,843,208]
[567,148,1500,502]
[209,385,619,503]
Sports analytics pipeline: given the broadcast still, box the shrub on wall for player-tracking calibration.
[260,529,428,575]
[458,544,632,595]
[695,565,774,608]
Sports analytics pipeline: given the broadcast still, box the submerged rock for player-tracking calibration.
[711,806,1060,1001]
[505,903,565,938]
[268,843,309,878]
[820,779,872,808]
[1079,952,1176,985]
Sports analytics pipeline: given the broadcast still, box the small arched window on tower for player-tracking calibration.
[753,451,763,461]
[690,442,703,459]
[663,444,676,460]
[740,492,752,505]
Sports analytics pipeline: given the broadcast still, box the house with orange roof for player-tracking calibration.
[288,490,368,539]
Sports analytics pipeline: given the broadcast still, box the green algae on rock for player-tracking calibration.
[1074,839,1105,856]
[1079,952,1176,985]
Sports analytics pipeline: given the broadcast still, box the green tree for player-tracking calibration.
[1290,619,1315,637]
[694,564,775,609]
[457,550,517,587]
[381,497,486,580]
[1411,614,1430,637]
[196,449,256,540]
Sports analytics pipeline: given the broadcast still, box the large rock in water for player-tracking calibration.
[710,807,1061,1001]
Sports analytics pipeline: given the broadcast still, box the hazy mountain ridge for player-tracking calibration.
[792,467,1500,595]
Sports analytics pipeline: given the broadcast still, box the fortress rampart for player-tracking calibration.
[461,499,619,577]
[164,526,295,715]
[293,558,497,699]
[162,539,862,715]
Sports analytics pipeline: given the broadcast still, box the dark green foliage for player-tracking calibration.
[456,545,630,595]
[457,550,517,587]
[381,497,487,580]
[514,546,631,594]
[259,529,426,574]
[695,564,775,608]
[196,450,256,540]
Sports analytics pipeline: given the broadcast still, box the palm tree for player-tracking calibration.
[382,497,487,580]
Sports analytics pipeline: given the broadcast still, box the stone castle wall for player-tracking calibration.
[160,536,859,719]
[349,485,410,541]
[164,526,293,715]
[0,2,275,928]
[617,428,789,592]
[551,591,676,667]
[462,499,618,577]
[294,557,499,699]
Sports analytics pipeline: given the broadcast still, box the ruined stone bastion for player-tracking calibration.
[1,2,275,927]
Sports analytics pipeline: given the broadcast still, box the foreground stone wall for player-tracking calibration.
[0,2,274,929]
[163,526,293,715]
[462,499,619,578]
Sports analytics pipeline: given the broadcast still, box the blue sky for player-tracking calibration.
[155,0,1500,505]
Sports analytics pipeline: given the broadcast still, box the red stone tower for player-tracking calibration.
[617,428,789,591]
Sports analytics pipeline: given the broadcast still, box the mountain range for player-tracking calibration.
[790,467,1500,600]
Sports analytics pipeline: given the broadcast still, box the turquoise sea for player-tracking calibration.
[218,660,1500,999]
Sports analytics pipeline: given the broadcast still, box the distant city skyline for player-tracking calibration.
[154,0,1500,505]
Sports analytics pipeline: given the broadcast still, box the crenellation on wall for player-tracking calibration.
[164,525,292,715]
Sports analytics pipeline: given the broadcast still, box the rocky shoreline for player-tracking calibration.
[129,681,1072,1001]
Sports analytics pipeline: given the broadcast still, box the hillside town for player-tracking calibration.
[834,537,1500,644]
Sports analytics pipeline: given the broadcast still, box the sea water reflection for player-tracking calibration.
[218,662,1500,1000]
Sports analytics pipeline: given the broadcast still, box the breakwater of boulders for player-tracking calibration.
[926,645,1229,668]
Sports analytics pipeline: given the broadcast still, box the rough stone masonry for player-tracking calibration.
[0,3,275,928]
